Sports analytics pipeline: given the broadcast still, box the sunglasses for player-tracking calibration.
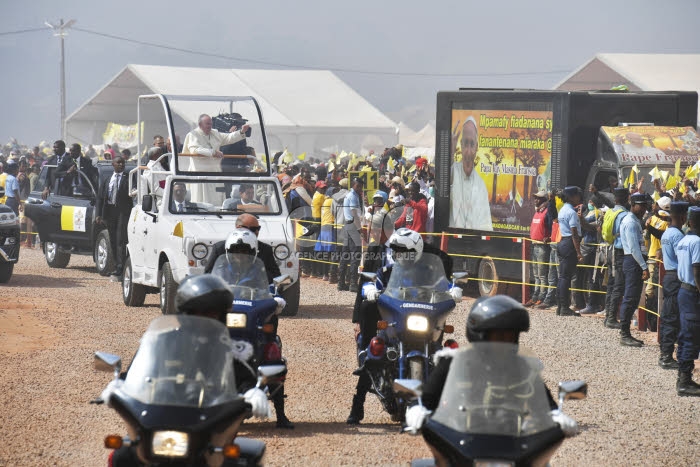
[245,225,261,233]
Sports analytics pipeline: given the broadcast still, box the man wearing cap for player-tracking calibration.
[338,177,364,292]
[658,201,688,369]
[671,205,700,396]
[556,186,584,316]
[602,187,631,328]
[526,190,556,307]
[364,190,393,273]
[618,193,651,347]
[643,196,672,329]
[309,181,328,278]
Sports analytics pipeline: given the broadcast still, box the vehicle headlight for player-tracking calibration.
[406,315,429,332]
[191,243,208,259]
[0,213,17,224]
[226,313,247,328]
[152,430,189,457]
[475,461,515,467]
[274,244,290,260]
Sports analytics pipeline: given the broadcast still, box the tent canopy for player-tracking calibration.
[66,64,398,157]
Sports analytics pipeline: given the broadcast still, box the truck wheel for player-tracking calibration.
[159,262,178,315]
[280,279,300,317]
[94,230,114,276]
[0,263,14,283]
[122,257,146,306]
[44,242,70,269]
[477,257,507,297]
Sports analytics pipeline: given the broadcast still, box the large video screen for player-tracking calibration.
[449,106,553,234]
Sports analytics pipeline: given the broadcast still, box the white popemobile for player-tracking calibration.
[122,94,300,315]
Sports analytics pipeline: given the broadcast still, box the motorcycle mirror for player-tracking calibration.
[256,364,287,386]
[360,272,377,281]
[558,380,587,409]
[452,271,468,283]
[393,379,423,398]
[94,351,122,379]
[273,274,292,288]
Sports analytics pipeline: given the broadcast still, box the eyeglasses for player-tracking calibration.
[245,225,261,233]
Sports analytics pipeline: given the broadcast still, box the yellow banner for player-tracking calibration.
[60,206,87,232]
[103,122,144,149]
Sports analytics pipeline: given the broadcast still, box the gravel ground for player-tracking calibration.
[0,249,699,466]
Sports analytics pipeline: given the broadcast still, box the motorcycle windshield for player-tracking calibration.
[383,252,451,303]
[210,253,272,301]
[122,315,239,408]
[431,342,557,437]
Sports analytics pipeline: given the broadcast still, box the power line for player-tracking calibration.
[72,26,571,78]
[0,27,47,37]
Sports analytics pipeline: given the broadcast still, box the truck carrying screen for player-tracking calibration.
[449,105,553,234]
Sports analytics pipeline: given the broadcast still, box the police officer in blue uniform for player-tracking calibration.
[603,187,631,329]
[673,206,700,397]
[618,193,650,347]
[556,186,584,317]
[658,202,688,369]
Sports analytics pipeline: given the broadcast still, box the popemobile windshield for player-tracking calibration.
[123,95,300,315]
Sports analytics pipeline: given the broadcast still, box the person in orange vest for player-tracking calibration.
[526,191,557,307]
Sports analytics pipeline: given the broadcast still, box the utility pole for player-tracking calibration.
[45,18,76,140]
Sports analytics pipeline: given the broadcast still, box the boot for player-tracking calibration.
[676,370,700,397]
[348,268,359,293]
[659,353,680,370]
[559,306,581,317]
[329,266,339,284]
[346,394,365,424]
[604,307,621,329]
[620,327,643,347]
[273,394,295,429]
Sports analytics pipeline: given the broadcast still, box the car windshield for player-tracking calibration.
[383,252,451,303]
[167,180,281,215]
[431,342,557,437]
[210,254,272,301]
[121,315,239,408]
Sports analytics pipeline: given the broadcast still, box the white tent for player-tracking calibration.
[555,53,700,120]
[65,64,398,157]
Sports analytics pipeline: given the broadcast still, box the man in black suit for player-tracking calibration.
[170,182,197,213]
[54,143,98,196]
[95,156,133,277]
[42,140,70,199]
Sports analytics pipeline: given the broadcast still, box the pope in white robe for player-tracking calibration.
[449,117,493,231]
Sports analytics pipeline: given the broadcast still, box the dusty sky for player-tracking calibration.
[1,0,699,146]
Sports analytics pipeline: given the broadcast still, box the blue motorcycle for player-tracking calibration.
[358,252,463,421]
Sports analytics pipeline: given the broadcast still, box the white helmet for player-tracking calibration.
[389,228,423,264]
[225,228,258,257]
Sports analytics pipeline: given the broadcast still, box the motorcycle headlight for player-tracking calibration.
[475,461,515,467]
[274,244,290,260]
[0,212,17,225]
[226,313,247,328]
[191,243,208,259]
[406,315,429,332]
[152,430,189,457]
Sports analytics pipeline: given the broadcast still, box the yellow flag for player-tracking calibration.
[282,150,294,164]
[624,169,634,188]
[408,164,417,173]
[652,191,660,201]
[387,157,396,172]
[632,164,639,174]
[659,169,670,181]
[297,152,306,161]
[666,175,678,191]
[680,182,687,195]
[675,158,681,177]
[685,163,698,180]
[402,145,406,158]
[361,165,372,172]
[338,150,348,161]
[649,166,661,181]
[328,161,335,172]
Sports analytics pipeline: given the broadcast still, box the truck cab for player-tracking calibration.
[123,94,299,315]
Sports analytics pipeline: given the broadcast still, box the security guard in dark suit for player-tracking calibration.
[618,193,650,347]
[673,206,700,397]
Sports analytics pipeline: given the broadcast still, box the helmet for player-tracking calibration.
[466,295,530,343]
[175,274,233,323]
[225,228,258,257]
[389,228,423,264]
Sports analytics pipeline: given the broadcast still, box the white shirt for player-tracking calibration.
[108,172,123,204]
[449,161,493,231]
[182,127,245,172]
[143,160,168,197]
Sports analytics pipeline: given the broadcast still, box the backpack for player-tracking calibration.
[601,208,626,244]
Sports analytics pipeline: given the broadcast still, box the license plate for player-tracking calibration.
[226,313,247,328]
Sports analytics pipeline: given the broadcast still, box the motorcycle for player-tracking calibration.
[210,252,292,399]
[358,252,464,421]
[394,342,588,467]
[93,314,283,466]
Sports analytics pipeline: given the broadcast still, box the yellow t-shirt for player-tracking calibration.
[648,215,668,258]
[321,197,335,226]
[312,191,324,219]
[0,173,7,204]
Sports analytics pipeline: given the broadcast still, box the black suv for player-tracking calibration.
[25,161,136,274]
[0,186,20,283]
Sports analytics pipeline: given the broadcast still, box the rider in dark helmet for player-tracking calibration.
[175,274,234,323]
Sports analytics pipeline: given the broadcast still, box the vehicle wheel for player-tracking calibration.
[94,230,114,276]
[44,241,70,269]
[477,257,507,297]
[0,263,14,283]
[280,279,300,317]
[122,257,146,307]
[409,357,425,381]
[159,262,178,315]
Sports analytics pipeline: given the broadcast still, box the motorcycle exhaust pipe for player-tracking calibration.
[386,347,398,361]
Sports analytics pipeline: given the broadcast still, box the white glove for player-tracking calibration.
[449,286,463,302]
[363,283,380,302]
[274,296,286,315]
[404,405,432,434]
[99,379,123,406]
[550,409,578,437]
[244,388,271,419]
